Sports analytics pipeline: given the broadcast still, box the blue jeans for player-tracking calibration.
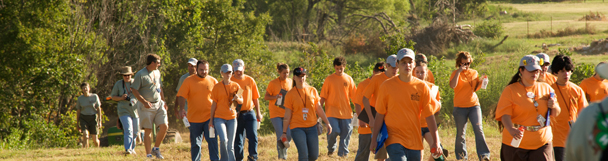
[453,106,491,160]
[234,111,258,161]
[190,120,219,161]
[326,117,352,156]
[386,143,421,161]
[271,117,291,159]
[119,115,139,151]
[214,118,237,161]
[291,126,319,161]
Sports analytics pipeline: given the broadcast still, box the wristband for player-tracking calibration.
[283,132,287,134]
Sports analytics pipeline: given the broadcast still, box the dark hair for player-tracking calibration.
[373,62,385,73]
[455,51,473,68]
[196,60,209,69]
[550,54,574,75]
[507,67,526,86]
[146,54,161,65]
[333,56,347,66]
[277,63,289,72]
[80,82,89,88]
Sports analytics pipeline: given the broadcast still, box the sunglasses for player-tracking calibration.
[123,75,131,77]
[462,62,471,66]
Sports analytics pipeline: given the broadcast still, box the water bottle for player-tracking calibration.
[281,137,290,148]
[257,119,261,130]
[209,126,216,138]
[182,117,190,128]
[430,148,445,161]
[510,126,525,148]
[481,75,489,89]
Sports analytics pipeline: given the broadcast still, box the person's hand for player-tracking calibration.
[180,109,187,119]
[280,134,287,143]
[548,96,558,117]
[144,101,152,109]
[430,143,443,156]
[326,124,332,135]
[507,127,524,140]
[164,104,168,110]
[256,112,263,122]
[359,120,367,128]
[457,64,467,72]
[370,136,378,154]
[121,94,128,100]
[209,121,214,128]
[276,94,282,100]
[77,127,81,133]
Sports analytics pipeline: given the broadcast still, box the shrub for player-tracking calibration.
[474,20,504,39]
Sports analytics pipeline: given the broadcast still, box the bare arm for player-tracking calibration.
[370,113,385,153]
[178,96,187,118]
[362,96,374,128]
[254,99,262,121]
[112,95,127,101]
[319,97,326,109]
[316,101,332,135]
[76,109,81,131]
[501,115,523,140]
[209,102,217,127]
[449,71,461,89]
[425,115,441,153]
[130,88,150,108]
[282,108,292,135]
[264,91,279,101]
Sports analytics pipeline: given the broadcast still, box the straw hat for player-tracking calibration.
[119,66,134,75]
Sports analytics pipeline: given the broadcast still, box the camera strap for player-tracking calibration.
[122,80,131,95]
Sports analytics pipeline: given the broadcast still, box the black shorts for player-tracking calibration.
[421,127,430,137]
[79,114,98,135]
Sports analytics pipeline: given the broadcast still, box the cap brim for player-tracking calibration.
[524,65,542,71]
[234,67,244,71]
[188,62,196,66]
[398,55,416,62]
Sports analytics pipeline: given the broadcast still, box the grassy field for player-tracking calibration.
[0,121,504,160]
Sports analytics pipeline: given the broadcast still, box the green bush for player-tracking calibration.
[474,20,504,39]
[1,111,79,150]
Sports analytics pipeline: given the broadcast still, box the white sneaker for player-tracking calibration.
[151,148,164,159]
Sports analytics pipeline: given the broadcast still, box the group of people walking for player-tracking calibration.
[73,50,608,161]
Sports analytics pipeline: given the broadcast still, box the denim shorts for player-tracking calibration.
[421,127,430,137]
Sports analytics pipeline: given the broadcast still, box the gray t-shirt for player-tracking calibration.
[132,68,162,103]
[565,98,608,161]
[111,79,138,118]
[76,94,101,115]
[176,73,190,111]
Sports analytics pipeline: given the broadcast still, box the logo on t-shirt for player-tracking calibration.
[411,92,420,101]
[344,82,348,87]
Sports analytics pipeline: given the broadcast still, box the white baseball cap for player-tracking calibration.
[597,62,608,79]
[233,59,245,71]
[536,53,551,64]
[396,48,416,62]
[386,55,397,67]
[187,58,198,66]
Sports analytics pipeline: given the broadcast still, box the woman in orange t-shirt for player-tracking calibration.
[264,63,293,159]
[415,54,435,84]
[495,55,561,161]
[537,53,557,85]
[209,64,243,161]
[448,51,490,160]
[549,55,588,161]
[280,67,332,161]
[414,61,448,161]
[580,62,608,102]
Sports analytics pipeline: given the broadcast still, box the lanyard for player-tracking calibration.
[556,83,574,119]
[295,87,307,109]
[148,69,158,87]
[461,71,474,89]
[223,82,232,105]
[122,80,131,95]
[521,81,541,115]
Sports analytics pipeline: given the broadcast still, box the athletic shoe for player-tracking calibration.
[152,147,165,159]
[129,149,137,155]
[482,155,490,161]
[146,154,153,159]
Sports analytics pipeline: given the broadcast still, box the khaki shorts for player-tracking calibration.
[137,100,168,129]
[375,145,388,159]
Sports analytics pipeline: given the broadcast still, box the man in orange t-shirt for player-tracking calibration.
[320,57,357,157]
[176,60,220,161]
[362,55,399,127]
[549,55,589,161]
[580,62,608,102]
[371,48,442,161]
[354,62,384,161]
[231,59,262,161]
[537,53,557,85]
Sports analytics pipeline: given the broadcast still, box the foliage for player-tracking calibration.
[474,20,504,39]
[380,33,417,55]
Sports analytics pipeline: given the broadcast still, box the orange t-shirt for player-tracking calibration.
[495,82,554,150]
[177,75,218,123]
[355,78,372,134]
[450,69,480,107]
[320,73,357,119]
[376,77,433,150]
[211,81,241,120]
[426,69,435,84]
[420,81,441,128]
[550,82,588,147]
[579,76,608,102]
[231,75,260,112]
[539,72,557,85]
[284,86,320,129]
[363,73,392,107]
[266,77,293,118]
